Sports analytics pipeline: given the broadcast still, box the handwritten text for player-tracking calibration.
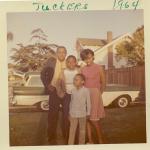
[33,1,88,12]
[113,0,140,10]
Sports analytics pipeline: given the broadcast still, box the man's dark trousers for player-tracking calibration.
[62,93,71,143]
[47,89,60,142]
[47,92,71,143]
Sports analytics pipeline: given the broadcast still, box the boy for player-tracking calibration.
[68,74,91,145]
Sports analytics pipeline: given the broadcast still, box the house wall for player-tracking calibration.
[77,44,125,69]
[94,45,128,69]
[94,37,131,69]
[94,47,108,68]
[76,33,132,69]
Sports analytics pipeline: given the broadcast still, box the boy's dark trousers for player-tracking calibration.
[62,93,71,143]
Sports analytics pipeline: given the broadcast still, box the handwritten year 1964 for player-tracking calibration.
[113,0,140,10]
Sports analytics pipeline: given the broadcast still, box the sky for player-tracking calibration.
[7,10,144,62]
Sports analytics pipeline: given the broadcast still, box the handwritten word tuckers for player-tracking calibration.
[113,0,140,10]
[33,1,88,11]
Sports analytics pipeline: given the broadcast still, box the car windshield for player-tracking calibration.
[28,76,43,87]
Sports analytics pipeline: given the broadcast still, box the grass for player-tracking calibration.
[101,106,146,143]
[9,105,146,146]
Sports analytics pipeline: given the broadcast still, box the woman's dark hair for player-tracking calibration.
[75,73,86,82]
[66,55,77,62]
[80,49,94,61]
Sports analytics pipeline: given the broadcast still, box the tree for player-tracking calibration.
[115,26,144,66]
[116,26,145,101]
[10,28,58,72]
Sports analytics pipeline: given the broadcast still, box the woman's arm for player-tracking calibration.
[99,66,106,94]
[86,89,91,117]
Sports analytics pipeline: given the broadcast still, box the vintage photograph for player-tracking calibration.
[7,10,146,146]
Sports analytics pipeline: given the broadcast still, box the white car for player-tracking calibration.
[102,84,139,108]
[11,73,140,110]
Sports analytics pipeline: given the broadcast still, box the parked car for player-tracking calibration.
[10,72,140,110]
[10,72,47,110]
[8,70,25,86]
[103,84,139,108]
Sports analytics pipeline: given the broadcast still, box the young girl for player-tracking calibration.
[80,49,106,144]
[60,55,79,143]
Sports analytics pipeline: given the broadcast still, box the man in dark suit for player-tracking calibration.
[41,46,67,144]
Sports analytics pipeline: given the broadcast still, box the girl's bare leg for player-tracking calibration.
[87,121,94,144]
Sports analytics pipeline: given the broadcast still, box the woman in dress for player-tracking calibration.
[80,49,106,144]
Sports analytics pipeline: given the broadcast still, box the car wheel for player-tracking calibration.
[40,100,49,111]
[115,95,131,108]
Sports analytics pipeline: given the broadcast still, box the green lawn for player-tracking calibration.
[101,106,146,143]
[9,105,146,146]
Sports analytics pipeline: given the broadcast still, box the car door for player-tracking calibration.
[13,75,45,96]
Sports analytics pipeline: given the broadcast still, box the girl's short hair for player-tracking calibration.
[66,55,77,62]
[80,49,94,61]
[75,73,86,82]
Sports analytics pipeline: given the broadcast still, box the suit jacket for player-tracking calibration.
[40,57,56,94]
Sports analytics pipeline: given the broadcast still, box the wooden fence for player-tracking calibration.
[105,65,145,88]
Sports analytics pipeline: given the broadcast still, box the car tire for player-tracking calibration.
[39,100,49,111]
[115,95,131,108]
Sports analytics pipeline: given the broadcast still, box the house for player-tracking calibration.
[76,31,133,69]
